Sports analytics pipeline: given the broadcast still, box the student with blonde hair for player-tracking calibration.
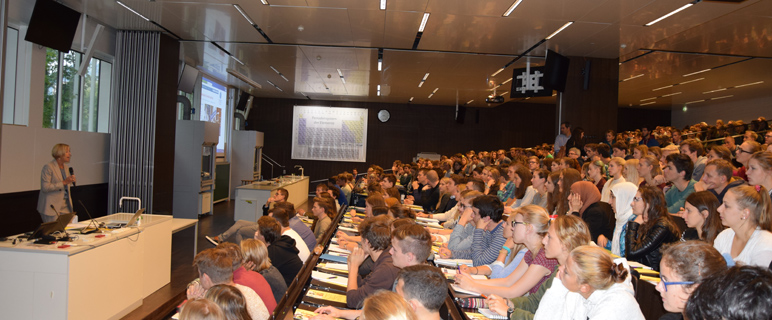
[179,298,225,320]
[361,290,417,320]
[240,239,287,303]
[205,284,252,320]
[714,185,772,267]
[600,157,626,203]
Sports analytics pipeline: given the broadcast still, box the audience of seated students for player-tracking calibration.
[262,187,288,216]
[485,214,592,319]
[735,140,762,180]
[663,154,697,214]
[407,169,440,212]
[204,284,253,320]
[680,139,707,181]
[626,185,681,271]
[587,160,607,192]
[612,142,628,159]
[442,194,508,266]
[388,204,416,220]
[179,298,224,320]
[748,151,772,193]
[678,191,724,244]
[568,181,615,246]
[311,196,335,244]
[545,171,560,215]
[255,216,303,286]
[637,155,665,189]
[483,166,502,195]
[624,158,643,186]
[633,144,649,160]
[216,242,277,312]
[556,169,583,215]
[508,165,535,208]
[656,241,728,320]
[436,175,461,213]
[559,245,645,319]
[268,206,310,262]
[713,185,772,267]
[608,182,638,256]
[498,165,517,203]
[685,265,772,320]
[600,157,626,202]
[187,249,269,320]
[456,205,557,297]
[240,239,287,304]
[528,169,550,208]
[344,216,400,308]
[439,191,483,259]
[697,159,745,203]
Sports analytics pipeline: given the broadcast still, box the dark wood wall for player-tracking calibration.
[561,56,619,142]
[152,34,180,215]
[246,98,556,190]
[617,107,672,132]
[0,183,109,238]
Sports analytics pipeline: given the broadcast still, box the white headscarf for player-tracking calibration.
[610,182,638,256]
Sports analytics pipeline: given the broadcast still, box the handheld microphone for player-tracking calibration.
[50,205,71,241]
[69,167,76,187]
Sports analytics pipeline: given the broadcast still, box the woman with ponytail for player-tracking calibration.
[713,184,772,267]
[558,245,644,319]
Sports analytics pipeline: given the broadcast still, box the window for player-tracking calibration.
[43,47,111,132]
[3,27,18,124]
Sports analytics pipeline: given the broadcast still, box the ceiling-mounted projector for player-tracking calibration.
[485,95,504,103]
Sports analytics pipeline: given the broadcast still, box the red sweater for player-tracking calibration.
[233,266,277,312]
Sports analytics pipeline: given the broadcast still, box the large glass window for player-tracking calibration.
[43,47,111,132]
[3,27,18,124]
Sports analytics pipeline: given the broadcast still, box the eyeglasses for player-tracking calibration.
[737,149,753,155]
[511,221,527,228]
[658,280,695,292]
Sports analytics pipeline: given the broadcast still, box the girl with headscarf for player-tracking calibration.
[608,182,638,256]
[567,181,615,246]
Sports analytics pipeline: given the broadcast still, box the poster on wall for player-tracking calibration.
[291,106,368,162]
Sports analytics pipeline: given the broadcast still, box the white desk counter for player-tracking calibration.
[0,213,173,320]
[234,176,310,222]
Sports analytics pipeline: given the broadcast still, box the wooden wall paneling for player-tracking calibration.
[617,108,672,132]
[152,34,180,215]
[561,57,619,143]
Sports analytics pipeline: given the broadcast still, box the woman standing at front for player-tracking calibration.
[37,143,76,222]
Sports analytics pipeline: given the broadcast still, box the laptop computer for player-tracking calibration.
[30,212,76,239]
[105,208,145,228]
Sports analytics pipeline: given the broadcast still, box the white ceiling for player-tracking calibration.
[17,0,772,109]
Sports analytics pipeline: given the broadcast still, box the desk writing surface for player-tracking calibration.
[0,213,172,256]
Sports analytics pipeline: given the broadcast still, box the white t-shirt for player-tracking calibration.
[714,227,772,267]
[283,228,311,262]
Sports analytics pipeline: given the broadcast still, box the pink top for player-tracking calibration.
[233,266,277,312]
[523,248,559,294]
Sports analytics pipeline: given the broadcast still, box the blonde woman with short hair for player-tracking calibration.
[240,239,287,304]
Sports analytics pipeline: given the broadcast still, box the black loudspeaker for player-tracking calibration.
[582,60,592,91]
[25,0,81,52]
[235,92,251,112]
[456,105,466,124]
[543,49,570,92]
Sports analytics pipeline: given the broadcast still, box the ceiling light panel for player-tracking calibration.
[645,0,700,27]
[419,13,430,32]
[502,0,523,17]
[545,21,573,40]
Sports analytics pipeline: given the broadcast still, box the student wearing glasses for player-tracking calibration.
[455,205,556,296]
[734,140,762,181]
[656,241,727,320]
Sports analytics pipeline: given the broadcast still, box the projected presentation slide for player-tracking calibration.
[201,77,227,153]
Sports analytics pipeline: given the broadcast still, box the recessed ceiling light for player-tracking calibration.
[661,92,681,97]
[117,1,150,21]
[621,74,644,82]
[230,55,245,66]
[703,88,727,94]
[418,73,429,87]
[377,48,383,71]
[233,5,254,25]
[428,93,434,98]
[645,0,700,27]
[380,0,386,10]
[711,95,733,100]
[491,68,505,77]
[545,21,573,40]
[432,88,439,94]
[640,97,657,101]
[377,85,381,96]
[501,78,513,85]
[418,13,430,32]
[679,78,705,85]
[500,91,509,96]
[502,0,523,17]
[682,68,711,77]
[409,97,414,102]
[260,0,270,5]
[685,99,704,105]
[466,100,474,104]
[734,81,764,88]
[652,85,673,91]
[640,101,656,106]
